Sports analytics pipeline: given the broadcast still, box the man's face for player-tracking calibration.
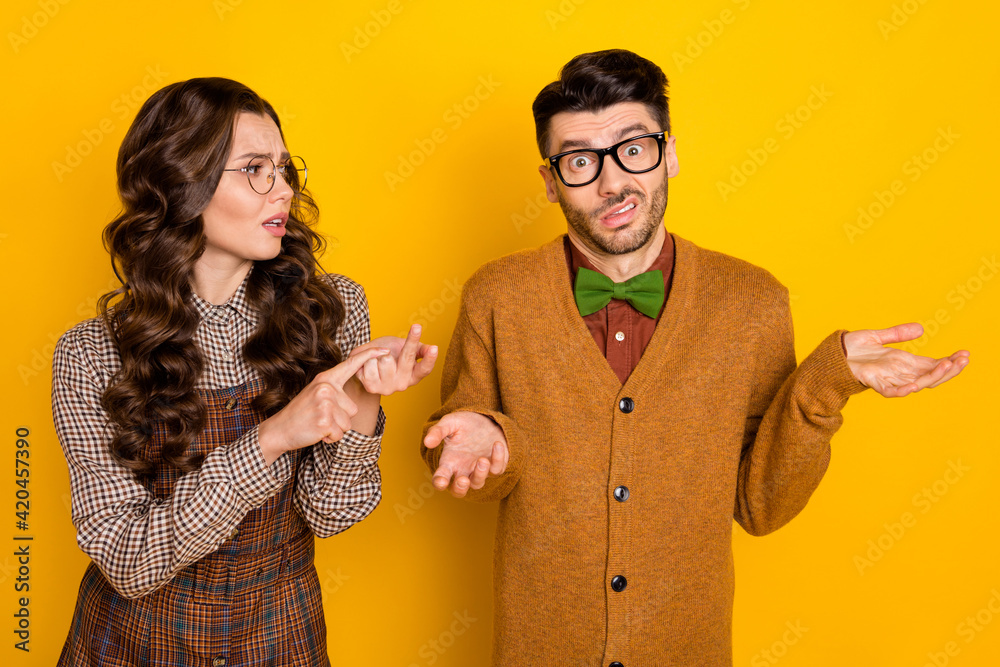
[538,102,678,256]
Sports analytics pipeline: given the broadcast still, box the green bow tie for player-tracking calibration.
[574,267,665,319]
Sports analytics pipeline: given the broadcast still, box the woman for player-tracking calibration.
[52,77,436,666]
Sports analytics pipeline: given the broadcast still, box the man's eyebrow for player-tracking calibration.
[556,123,651,153]
[231,150,292,162]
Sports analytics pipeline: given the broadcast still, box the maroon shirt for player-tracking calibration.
[564,232,675,384]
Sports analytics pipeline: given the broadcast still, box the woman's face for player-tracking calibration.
[199,112,293,273]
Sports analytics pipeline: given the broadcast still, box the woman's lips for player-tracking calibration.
[262,213,287,237]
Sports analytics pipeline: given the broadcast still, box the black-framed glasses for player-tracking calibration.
[222,155,308,194]
[546,132,666,187]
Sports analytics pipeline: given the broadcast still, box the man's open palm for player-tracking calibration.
[844,323,970,398]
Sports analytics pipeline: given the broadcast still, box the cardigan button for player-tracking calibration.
[613,485,629,502]
[611,575,627,592]
[618,397,634,413]
[610,663,624,667]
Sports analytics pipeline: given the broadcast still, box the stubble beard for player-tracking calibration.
[558,174,669,256]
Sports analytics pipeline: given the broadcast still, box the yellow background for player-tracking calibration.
[3,0,998,664]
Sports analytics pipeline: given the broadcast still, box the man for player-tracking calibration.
[422,49,969,666]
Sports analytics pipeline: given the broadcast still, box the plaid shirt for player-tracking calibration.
[52,272,383,600]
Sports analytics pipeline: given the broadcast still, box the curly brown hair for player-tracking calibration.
[99,77,345,476]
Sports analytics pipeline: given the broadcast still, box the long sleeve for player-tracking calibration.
[293,276,384,536]
[54,273,384,599]
[734,287,868,536]
[52,325,288,599]
[408,235,877,662]
[421,274,527,503]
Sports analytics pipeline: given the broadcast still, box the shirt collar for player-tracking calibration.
[563,230,675,286]
[189,268,260,327]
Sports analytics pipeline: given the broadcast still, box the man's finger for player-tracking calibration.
[915,358,963,391]
[912,359,953,391]
[450,475,472,498]
[469,457,491,490]
[879,358,950,397]
[489,441,507,475]
[432,464,455,490]
[926,358,968,389]
[874,322,924,346]
[424,420,456,449]
[879,380,918,398]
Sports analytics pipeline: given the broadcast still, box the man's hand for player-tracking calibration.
[350,324,438,396]
[844,323,970,397]
[423,411,509,498]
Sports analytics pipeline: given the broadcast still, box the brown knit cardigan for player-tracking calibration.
[423,233,867,666]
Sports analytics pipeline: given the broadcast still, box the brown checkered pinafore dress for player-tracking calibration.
[59,378,331,666]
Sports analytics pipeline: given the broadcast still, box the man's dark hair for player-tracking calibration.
[532,49,670,158]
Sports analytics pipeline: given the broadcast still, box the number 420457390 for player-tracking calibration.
[15,427,30,530]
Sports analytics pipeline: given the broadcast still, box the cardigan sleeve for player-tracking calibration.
[734,287,868,536]
[421,281,527,503]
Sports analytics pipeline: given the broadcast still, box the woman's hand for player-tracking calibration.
[257,347,390,464]
[350,324,438,396]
